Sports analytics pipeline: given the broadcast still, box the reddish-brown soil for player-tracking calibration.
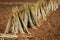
[0,0,39,3]
[0,5,60,40]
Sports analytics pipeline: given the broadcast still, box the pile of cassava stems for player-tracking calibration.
[4,0,59,35]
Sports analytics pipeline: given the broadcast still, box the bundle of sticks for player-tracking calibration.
[4,0,59,35]
[0,33,17,40]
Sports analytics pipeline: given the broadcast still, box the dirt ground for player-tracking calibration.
[0,5,60,40]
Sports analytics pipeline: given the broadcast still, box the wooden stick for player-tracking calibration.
[0,33,17,38]
[4,16,12,34]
